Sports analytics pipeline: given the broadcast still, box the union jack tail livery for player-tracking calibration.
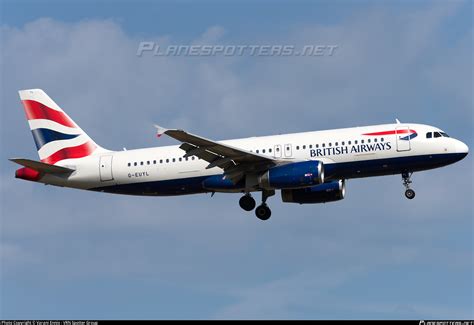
[19,89,108,165]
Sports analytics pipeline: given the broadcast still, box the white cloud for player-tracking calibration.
[192,25,227,45]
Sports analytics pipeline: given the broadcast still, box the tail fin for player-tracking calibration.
[18,89,108,165]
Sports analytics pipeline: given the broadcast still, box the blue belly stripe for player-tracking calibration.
[89,153,467,196]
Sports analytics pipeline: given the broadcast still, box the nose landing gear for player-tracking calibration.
[402,172,415,199]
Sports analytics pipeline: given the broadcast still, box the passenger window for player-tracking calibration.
[374,138,377,143]
[434,132,441,138]
[329,143,332,147]
[342,141,345,146]
[322,143,325,148]
[185,157,188,161]
[262,149,266,153]
[192,156,195,160]
[367,139,371,143]
[256,150,259,153]
[127,163,131,167]
[361,140,364,144]
[140,162,144,166]
[296,146,299,150]
[302,145,306,149]
[348,141,351,145]
[309,145,312,149]
[179,158,182,162]
[153,160,156,164]
[316,144,319,148]
[134,162,137,166]
[147,161,150,165]
[269,148,272,153]
[335,142,338,146]
[172,158,176,162]
[381,138,384,142]
[160,159,163,164]
[355,140,358,144]
[276,147,280,152]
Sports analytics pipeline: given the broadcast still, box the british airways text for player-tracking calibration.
[310,142,392,157]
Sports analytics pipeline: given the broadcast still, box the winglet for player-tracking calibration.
[154,124,168,138]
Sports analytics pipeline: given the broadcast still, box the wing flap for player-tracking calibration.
[157,125,277,165]
[154,125,287,184]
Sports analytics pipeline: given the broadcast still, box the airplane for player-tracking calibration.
[10,89,469,220]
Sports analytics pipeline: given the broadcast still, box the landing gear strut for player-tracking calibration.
[239,190,274,220]
[239,193,256,211]
[255,190,275,221]
[402,172,415,199]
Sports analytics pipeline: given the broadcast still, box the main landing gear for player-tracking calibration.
[239,190,275,221]
[239,194,256,211]
[402,172,416,199]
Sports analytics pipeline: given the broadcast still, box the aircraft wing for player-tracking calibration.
[155,125,279,182]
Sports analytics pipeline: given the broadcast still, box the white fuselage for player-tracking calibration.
[38,122,468,196]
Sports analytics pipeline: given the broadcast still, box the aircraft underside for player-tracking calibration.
[84,152,465,220]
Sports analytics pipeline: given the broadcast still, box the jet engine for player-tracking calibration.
[281,179,346,204]
[258,160,324,189]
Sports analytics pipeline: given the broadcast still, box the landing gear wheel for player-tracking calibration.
[255,204,271,221]
[401,172,415,200]
[239,195,256,211]
[405,189,415,200]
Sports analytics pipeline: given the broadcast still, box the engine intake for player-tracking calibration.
[259,160,324,189]
[281,179,346,204]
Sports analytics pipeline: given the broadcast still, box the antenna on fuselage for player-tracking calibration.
[395,118,401,124]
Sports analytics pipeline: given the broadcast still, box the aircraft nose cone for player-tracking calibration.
[455,140,469,157]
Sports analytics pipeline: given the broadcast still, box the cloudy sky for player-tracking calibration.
[1,0,472,319]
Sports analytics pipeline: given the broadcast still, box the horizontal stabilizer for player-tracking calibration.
[9,158,75,174]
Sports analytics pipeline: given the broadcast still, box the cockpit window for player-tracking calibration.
[427,131,449,139]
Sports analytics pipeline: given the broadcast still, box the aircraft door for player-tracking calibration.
[99,155,114,181]
[396,126,411,152]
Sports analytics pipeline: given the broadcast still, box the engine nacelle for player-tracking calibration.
[259,161,324,190]
[281,179,346,204]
